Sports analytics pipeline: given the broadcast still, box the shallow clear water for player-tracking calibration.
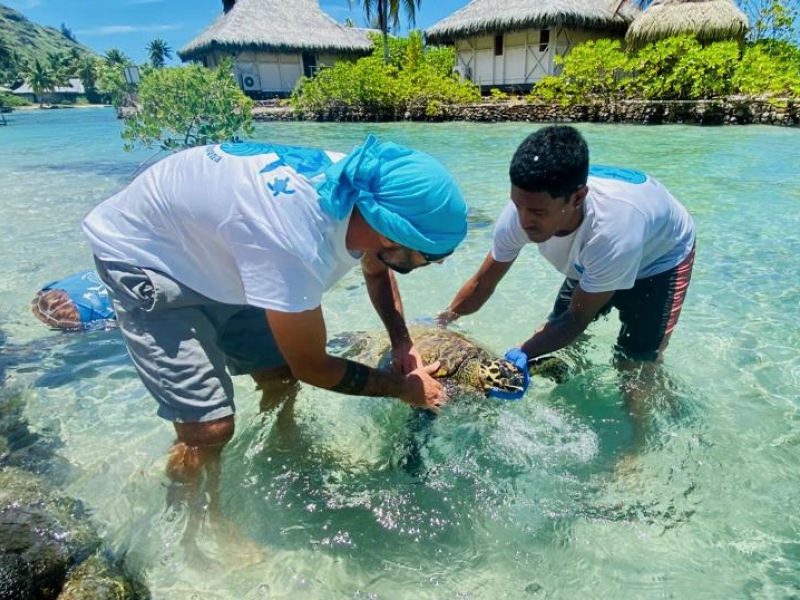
[1,107,800,599]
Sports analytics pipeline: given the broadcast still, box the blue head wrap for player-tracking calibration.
[317,135,468,255]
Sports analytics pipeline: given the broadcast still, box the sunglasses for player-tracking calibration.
[418,249,454,262]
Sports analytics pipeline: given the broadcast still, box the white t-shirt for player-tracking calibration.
[82,143,361,311]
[492,167,696,293]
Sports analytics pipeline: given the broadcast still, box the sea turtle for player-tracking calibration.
[337,325,570,398]
[409,326,570,396]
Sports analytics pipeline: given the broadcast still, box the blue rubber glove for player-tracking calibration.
[487,348,531,401]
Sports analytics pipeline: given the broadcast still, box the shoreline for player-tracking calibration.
[255,96,800,127]
[9,97,798,128]
[7,103,112,111]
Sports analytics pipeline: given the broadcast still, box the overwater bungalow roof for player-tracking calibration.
[424,0,639,45]
[178,0,373,61]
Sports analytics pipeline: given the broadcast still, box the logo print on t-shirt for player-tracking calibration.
[219,142,333,177]
[268,177,296,197]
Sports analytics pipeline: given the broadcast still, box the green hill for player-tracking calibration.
[0,3,97,85]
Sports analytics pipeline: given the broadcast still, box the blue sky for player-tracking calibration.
[4,0,471,64]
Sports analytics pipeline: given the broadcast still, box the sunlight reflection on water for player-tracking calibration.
[2,109,800,598]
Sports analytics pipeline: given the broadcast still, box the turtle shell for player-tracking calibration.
[412,328,486,381]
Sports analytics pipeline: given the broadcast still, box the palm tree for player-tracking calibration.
[75,56,100,102]
[25,58,57,107]
[104,48,131,67]
[349,0,422,64]
[147,38,173,68]
[0,36,11,69]
[46,52,72,87]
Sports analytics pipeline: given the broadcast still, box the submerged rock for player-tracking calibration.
[0,468,98,600]
[0,429,149,600]
[58,553,149,600]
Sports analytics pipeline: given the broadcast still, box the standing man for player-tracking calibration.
[439,125,695,371]
[82,135,468,510]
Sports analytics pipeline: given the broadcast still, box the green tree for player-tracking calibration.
[738,0,799,43]
[75,56,101,103]
[46,52,72,87]
[104,48,131,67]
[733,42,800,95]
[349,0,422,64]
[530,39,628,105]
[147,38,173,68]
[94,48,135,106]
[24,58,57,107]
[0,36,11,68]
[121,58,254,152]
[60,22,77,43]
[289,33,479,120]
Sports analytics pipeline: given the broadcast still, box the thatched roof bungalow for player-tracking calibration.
[178,0,373,97]
[11,78,85,103]
[625,0,749,50]
[424,0,639,91]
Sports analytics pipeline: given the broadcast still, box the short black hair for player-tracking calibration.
[509,125,589,198]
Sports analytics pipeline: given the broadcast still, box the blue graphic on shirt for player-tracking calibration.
[219,142,333,177]
[268,177,296,197]
[219,142,278,157]
[589,165,647,184]
[573,263,585,275]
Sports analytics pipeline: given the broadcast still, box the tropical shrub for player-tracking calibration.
[290,31,480,120]
[121,59,254,152]
[488,88,509,102]
[672,41,741,99]
[0,92,30,107]
[529,39,628,104]
[624,35,704,99]
[94,59,129,107]
[627,38,741,99]
[529,34,798,103]
[733,42,800,96]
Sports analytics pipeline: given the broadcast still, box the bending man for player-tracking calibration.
[82,136,468,505]
[440,125,695,368]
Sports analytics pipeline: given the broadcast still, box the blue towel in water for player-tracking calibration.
[40,270,115,328]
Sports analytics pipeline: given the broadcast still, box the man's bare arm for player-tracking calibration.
[520,286,614,359]
[266,307,444,409]
[360,252,410,346]
[440,251,515,322]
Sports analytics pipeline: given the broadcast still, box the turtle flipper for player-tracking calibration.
[528,356,571,384]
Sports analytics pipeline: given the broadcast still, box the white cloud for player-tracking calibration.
[76,23,182,36]
[5,0,43,9]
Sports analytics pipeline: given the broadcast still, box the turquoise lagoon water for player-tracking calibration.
[1,108,799,599]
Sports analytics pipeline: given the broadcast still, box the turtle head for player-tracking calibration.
[478,359,527,395]
[477,355,572,394]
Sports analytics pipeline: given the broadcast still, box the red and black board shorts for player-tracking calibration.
[550,246,695,361]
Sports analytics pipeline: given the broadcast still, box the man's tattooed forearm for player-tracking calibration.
[330,360,370,395]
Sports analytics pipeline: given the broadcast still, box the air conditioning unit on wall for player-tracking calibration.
[241,73,261,91]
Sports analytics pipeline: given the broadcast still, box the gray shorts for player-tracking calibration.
[94,258,286,423]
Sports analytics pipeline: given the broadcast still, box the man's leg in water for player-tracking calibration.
[94,260,272,562]
[612,248,695,452]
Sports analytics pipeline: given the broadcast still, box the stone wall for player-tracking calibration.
[256,97,800,127]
